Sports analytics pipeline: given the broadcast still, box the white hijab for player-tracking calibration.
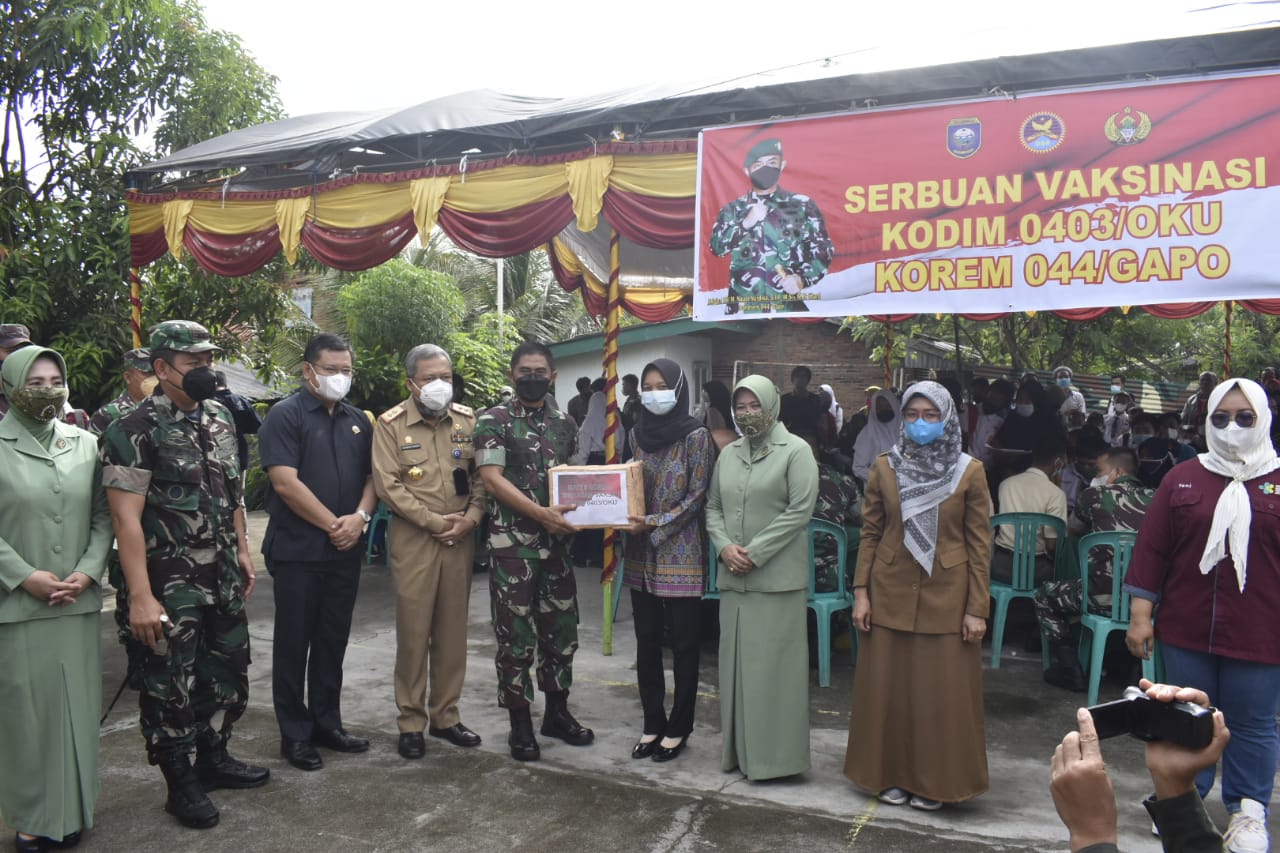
[1197,378,1280,591]
[820,383,842,426]
[580,391,607,455]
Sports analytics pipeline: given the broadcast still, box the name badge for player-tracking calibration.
[401,443,422,451]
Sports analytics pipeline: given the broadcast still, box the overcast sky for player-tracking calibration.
[197,0,1275,119]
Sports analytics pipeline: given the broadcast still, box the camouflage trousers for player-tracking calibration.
[1033,578,1114,644]
[139,558,250,764]
[489,552,579,709]
[107,553,147,678]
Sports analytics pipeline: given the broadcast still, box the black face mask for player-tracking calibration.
[166,363,218,402]
[876,409,895,423]
[749,165,781,190]
[515,374,550,403]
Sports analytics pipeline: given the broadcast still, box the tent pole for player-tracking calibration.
[601,229,622,656]
[882,320,893,389]
[495,257,505,340]
[130,268,143,348]
[952,314,963,383]
[1223,300,1233,378]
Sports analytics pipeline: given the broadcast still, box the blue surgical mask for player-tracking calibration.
[904,419,945,445]
[1057,377,1072,389]
[640,389,678,416]
[1109,384,1123,394]
[1132,433,1152,447]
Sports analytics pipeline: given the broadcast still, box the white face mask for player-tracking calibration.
[312,372,351,402]
[1089,475,1111,488]
[1167,428,1179,440]
[641,389,678,415]
[1015,403,1035,418]
[416,378,453,412]
[1213,422,1251,460]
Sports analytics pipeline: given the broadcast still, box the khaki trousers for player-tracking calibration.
[389,515,474,732]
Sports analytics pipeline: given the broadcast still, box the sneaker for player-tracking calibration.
[878,787,909,806]
[1225,799,1270,853]
[909,795,943,811]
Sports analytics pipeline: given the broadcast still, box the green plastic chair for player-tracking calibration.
[364,502,393,563]
[807,519,852,688]
[988,512,1067,669]
[703,547,721,601]
[1074,530,1157,705]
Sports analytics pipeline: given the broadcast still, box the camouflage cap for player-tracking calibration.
[0,323,32,348]
[124,347,154,373]
[743,138,783,167]
[149,320,221,354]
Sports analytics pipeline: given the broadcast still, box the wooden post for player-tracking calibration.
[601,229,622,655]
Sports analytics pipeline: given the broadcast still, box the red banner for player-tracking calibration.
[694,72,1280,320]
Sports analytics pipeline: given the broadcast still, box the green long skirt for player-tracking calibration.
[0,613,101,838]
[719,588,810,780]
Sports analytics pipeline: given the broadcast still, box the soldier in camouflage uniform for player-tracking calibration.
[709,138,834,315]
[100,321,268,830]
[475,341,594,761]
[806,436,862,593]
[1034,446,1154,691]
[89,347,157,687]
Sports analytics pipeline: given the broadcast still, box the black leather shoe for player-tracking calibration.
[280,739,323,771]
[313,727,370,753]
[398,732,426,760]
[652,736,688,763]
[14,833,49,853]
[428,723,482,748]
[631,737,660,759]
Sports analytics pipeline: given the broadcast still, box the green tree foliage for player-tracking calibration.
[445,312,525,407]
[0,0,286,410]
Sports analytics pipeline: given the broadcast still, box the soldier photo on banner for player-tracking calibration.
[708,138,835,315]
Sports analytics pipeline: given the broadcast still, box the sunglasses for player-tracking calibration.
[1209,411,1256,429]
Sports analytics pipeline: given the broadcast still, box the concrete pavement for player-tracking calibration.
[4,510,1273,851]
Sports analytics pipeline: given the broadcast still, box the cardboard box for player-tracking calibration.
[549,462,645,529]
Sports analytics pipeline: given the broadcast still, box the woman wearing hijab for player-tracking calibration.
[844,381,993,810]
[820,383,843,431]
[851,390,903,484]
[578,389,607,464]
[1126,378,1280,853]
[0,347,112,851]
[706,376,818,781]
[621,359,714,763]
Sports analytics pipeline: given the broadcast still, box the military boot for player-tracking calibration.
[540,690,594,746]
[195,732,270,791]
[159,755,220,829]
[1044,642,1087,692]
[508,707,541,762]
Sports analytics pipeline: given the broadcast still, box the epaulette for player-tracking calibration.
[450,402,474,417]
[380,403,405,423]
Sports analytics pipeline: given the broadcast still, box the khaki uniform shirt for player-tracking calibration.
[373,400,486,532]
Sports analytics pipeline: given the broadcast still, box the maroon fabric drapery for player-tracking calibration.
[131,229,169,268]
[437,196,573,258]
[300,213,418,271]
[602,191,693,250]
[183,226,283,278]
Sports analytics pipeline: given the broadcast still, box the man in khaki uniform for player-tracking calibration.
[373,343,487,760]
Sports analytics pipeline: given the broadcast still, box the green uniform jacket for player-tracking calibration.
[706,376,819,593]
[0,416,112,623]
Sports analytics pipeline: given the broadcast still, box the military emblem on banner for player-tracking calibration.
[1020,111,1065,153]
[946,117,982,159]
[1104,106,1152,145]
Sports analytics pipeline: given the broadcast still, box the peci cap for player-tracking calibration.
[124,348,154,373]
[149,320,221,354]
[0,323,32,349]
[743,138,783,167]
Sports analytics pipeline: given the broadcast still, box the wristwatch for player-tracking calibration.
[357,509,372,525]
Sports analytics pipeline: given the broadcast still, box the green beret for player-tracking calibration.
[743,138,783,167]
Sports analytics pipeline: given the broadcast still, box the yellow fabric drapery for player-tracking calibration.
[409,176,452,241]
[564,156,613,233]
[275,198,311,264]
[162,199,194,259]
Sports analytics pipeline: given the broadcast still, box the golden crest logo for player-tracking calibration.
[1020,111,1065,153]
[946,117,982,159]
[1104,106,1152,145]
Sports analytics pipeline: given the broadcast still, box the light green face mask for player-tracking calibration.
[10,386,68,423]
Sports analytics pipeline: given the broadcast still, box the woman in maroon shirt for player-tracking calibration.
[1126,378,1280,853]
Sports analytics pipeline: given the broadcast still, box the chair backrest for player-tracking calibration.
[990,511,1068,591]
[807,518,849,598]
[705,547,720,597]
[1078,530,1139,621]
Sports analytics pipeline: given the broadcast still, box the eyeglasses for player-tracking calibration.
[902,410,942,423]
[1209,411,1256,429]
[310,362,355,378]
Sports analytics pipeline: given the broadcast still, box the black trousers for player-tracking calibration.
[631,588,701,739]
[268,556,362,742]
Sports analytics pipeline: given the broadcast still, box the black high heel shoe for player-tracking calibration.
[15,833,48,853]
[631,734,661,759]
[652,735,688,763]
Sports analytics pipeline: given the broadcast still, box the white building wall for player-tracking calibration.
[552,334,712,405]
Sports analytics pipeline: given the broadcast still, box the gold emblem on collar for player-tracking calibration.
[408,465,425,482]
[352,425,361,434]
[56,438,67,449]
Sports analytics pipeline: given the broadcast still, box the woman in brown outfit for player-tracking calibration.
[844,381,993,810]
